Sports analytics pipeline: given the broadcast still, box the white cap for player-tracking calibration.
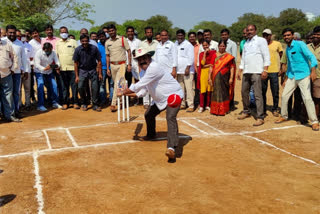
[133,47,155,59]
[197,29,204,34]
[263,29,272,35]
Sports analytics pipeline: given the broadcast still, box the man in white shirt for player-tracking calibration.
[220,28,237,60]
[126,26,141,87]
[120,47,183,163]
[138,26,159,108]
[237,25,271,126]
[4,25,28,118]
[175,29,195,112]
[29,27,43,104]
[154,30,178,77]
[17,29,33,110]
[199,29,218,52]
[34,42,62,111]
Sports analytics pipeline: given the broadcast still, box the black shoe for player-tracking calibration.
[137,135,156,141]
[92,105,102,112]
[167,158,176,163]
[25,106,32,111]
[0,194,16,207]
[15,112,23,119]
[6,117,21,123]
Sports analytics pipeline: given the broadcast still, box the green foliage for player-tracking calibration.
[311,16,320,27]
[0,0,94,30]
[229,13,268,42]
[192,21,227,41]
[146,15,173,38]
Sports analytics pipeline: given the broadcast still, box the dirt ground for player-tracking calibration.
[0,77,320,214]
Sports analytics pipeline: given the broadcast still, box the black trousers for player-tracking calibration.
[125,69,132,88]
[145,104,180,149]
[60,71,78,105]
[78,72,99,106]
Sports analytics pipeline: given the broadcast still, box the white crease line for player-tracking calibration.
[242,134,320,166]
[65,129,78,147]
[0,150,35,158]
[180,119,209,135]
[0,140,139,159]
[196,119,225,134]
[33,152,45,214]
[240,125,303,135]
[68,122,118,130]
[42,130,52,150]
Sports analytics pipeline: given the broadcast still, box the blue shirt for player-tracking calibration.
[98,42,107,70]
[286,40,318,80]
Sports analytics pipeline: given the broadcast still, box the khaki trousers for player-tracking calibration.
[281,76,318,124]
[177,74,194,108]
[111,63,126,106]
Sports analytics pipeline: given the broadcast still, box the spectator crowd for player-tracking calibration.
[0,23,319,130]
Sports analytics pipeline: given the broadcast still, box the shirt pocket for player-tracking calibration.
[160,47,170,56]
[290,51,303,63]
[64,46,75,55]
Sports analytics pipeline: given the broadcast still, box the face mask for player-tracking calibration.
[21,37,26,42]
[60,33,68,39]
[45,51,51,56]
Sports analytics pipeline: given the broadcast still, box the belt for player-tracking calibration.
[110,61,126,65]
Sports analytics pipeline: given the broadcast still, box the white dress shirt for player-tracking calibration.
[239,35,271,74]
[175,40,195,74]
[226,39,237,60]
[126,37,141,79]
[34,49,60,75]
[129,61,184,110]
[29,38,42,66]
[197,40,218,66]
[154,40,178,72]
[3,37,28,73]
[23,42,33,68]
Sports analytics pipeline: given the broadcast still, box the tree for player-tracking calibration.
[192,21,227,41]
[229,13,268,42]
[0,0,94,30]
[146,15,173,38]
[278,8,311,38]
[310,16,320,29]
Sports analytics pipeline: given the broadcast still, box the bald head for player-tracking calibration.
[80,28,89,36]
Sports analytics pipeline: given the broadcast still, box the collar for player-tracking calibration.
[248,35,257,41]
[111,35,120,41]
[160,40,169,45]
[79,44,92,50]
[310,42,320,50]
[176,40,185,46]
[45,36,57,41]
[144,39,157,44]
[289,40,297,48]
[59,38,70,42]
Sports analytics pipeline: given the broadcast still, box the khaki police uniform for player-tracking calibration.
[105,35,130,106]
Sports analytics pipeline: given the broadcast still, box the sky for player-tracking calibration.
[58,0,320,31]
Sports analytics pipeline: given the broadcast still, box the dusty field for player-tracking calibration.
[0,78,320,214]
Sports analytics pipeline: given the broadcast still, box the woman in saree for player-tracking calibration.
[197,40,216,112]
[209,40,235,115]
